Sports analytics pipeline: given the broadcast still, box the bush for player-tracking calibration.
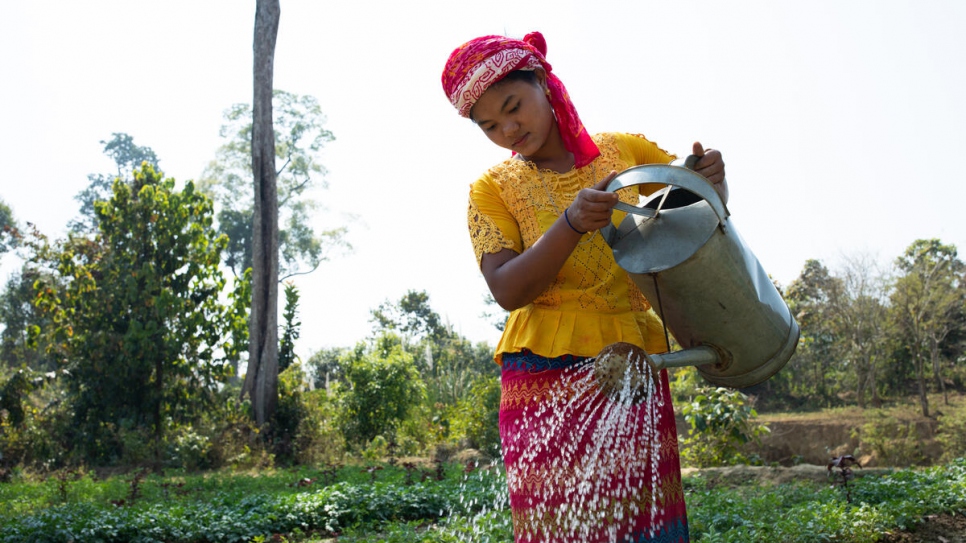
[448,375,501,456]
[680,387,769,468]
[936,403,966,463]
[292,388,346,466]
[165,424,215,471]
[857,410,925,467]
[339,337,426,449]
[0,371,73,470]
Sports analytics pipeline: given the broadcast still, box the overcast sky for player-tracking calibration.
[2,1,964,359]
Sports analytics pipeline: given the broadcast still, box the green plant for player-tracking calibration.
[857,410,925,466]
[679,387,769,468]
[447,375,501,456]
[339,336,426,448]
[937,402,966,462]
[827,455,862,503]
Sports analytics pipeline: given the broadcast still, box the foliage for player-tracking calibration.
[1,457,966,543]
[30,164,232,465]
[0,265,58,371]
[69,133,160,233]
[371,290,450,344]
[370,290,498,408]
[0,460,509,543]
[305,346,349,390]
[269,363,346,466]
[746,241,966,414]
[856,410,926,467]
[339,335,426,449]
[680,387,770,468]
[223,267,252,381]
[686,458,966,543]
[199,89,349,279]
[0,370,72,470]
[278,282,301,373]
[447,375,501,456]
[890,239,965,417]
[0,197,17,256]
[936,401,966,462]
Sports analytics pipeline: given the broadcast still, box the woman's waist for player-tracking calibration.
[495,305,667,361]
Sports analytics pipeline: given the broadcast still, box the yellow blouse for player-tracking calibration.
[468,133,676,363]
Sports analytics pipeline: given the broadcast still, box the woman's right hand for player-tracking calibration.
[565,171,619,234]
[481,170,622,311]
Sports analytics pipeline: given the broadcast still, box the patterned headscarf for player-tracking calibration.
[441,31,600,168]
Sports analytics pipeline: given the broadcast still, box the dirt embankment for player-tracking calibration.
[675,414,944,468]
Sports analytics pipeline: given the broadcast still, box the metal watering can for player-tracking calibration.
[596,157,799,390]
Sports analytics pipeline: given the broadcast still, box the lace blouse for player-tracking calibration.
[467,132,676,362]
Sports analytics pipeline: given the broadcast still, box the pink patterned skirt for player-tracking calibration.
[500,351,689,543]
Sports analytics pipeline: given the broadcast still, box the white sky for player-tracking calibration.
[2,1,965,360]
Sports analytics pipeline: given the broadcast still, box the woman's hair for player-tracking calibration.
[499,69,539,86]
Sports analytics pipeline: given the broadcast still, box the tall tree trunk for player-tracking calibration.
[242,0,280,427]
[914,351,930,417]
[869,360,882,408]
[154,356,163,472]
[929,345,948,406]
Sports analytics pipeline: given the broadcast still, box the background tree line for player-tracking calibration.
[0,97,500,470]
[0,93,963,472]
[746,243,965,417]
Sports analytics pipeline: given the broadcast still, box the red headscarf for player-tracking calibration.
[441,32,601,169]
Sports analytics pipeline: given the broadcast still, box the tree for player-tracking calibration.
[199,91,347,279]
[0,198,16,257]
[278,281,301,373]
[32,164,231,464]
[776,259,843,407]
[827,254,892,408]
[369,290,497,406]
[0,265,57,371]
[70,133,159,233]
[224,268,252,383]
[371,290,451,344]
[891,239,964,417]
[242,0,281,428]
[306,346,349,391]
[340,334,425,447]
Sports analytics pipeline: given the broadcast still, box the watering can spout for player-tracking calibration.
[647,345,725,371]
[593,342,726,403]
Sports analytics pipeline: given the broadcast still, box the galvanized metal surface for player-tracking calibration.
[601,162,799,388]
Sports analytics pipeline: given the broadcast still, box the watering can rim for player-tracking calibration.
[604,160,730,226]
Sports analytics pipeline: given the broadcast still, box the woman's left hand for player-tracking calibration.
[691,142,725,184]
[692,141,729,204]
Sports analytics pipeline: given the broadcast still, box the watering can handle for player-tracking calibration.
[605,155,730,224]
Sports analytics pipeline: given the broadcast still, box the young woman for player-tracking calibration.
[441,31,727,543]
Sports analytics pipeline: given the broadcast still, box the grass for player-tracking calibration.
[757,392,966,422]
[1,458,965,542]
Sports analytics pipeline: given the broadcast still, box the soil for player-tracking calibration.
[879,513,966,542]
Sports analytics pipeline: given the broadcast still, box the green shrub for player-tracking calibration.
[857,410,925,467]
[680,387,769,468]
[292,388,346,466]
[363,435,389,461]
[447,375,501,456]
[339,337,426,449]
[165,424,215,471]
[937,403,966,462]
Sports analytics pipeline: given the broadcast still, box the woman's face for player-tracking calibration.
[470,70,558,162]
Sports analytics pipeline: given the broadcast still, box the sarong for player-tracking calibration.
[500,350,689,543]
